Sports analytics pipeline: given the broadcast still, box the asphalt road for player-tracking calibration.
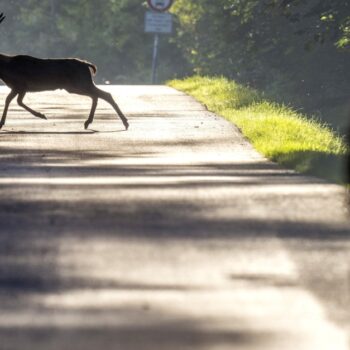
[0,85,349,350]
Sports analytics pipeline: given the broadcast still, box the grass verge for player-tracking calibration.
[168,76,348,183]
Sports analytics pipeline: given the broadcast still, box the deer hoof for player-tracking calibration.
[84,121,90,130]
[124,121,129,130]
[35,113,47,120]
[0,123,3,130]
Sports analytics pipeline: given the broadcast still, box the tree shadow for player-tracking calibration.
[1,130,97,135]
[272,150,348,184]
[0,318,278,350]
[0,120,349,348]
[1,129,127,135]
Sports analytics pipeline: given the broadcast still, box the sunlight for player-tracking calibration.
[0,175,343,195]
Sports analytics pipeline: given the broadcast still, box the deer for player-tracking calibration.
[0,13,129,131]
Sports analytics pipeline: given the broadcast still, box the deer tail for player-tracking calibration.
[84,61,97,75]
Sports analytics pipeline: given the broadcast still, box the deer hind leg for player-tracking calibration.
[0,90,18,129]
[17,92,47,120]
[84,97,98,130]
[94,87,129,130]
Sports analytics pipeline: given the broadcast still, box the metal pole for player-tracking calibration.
[151,33,159,84]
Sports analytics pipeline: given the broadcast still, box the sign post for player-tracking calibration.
[145,0,173,84]
[151,33,159,84]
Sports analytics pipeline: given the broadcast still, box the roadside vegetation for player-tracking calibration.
[2,2,349,131]
[168,76,348,183]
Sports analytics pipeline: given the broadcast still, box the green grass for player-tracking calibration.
[168,76,348,183]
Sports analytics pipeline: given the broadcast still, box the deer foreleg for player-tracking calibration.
[0,90,18,129]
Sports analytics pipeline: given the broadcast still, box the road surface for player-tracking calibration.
[0,85,349,350]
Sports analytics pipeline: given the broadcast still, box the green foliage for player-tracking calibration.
[275,0,350,51]
[171,0,350,133]
[0,0,348,130]
[169,76,348,183]
[170,76,261,109]
[0,0,187,83]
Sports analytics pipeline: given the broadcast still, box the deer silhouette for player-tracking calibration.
[0,13,129,130]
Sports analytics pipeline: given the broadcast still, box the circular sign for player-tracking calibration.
[147,0,173,12]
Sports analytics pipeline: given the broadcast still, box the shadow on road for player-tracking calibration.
[1,130,97,135]
[0,106,349,349]
[1,129,126,135]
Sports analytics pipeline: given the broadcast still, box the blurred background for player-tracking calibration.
[0,0,349,134]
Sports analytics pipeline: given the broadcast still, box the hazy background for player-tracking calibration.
[1,0,349,133]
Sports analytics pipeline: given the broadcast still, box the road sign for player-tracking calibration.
[147,0,173,12]
[144,11,172,34]
[144,1,174,85]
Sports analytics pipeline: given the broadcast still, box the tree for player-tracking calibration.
[274,0,350,50]
[0,0,187,83]
[171,0,350,129]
